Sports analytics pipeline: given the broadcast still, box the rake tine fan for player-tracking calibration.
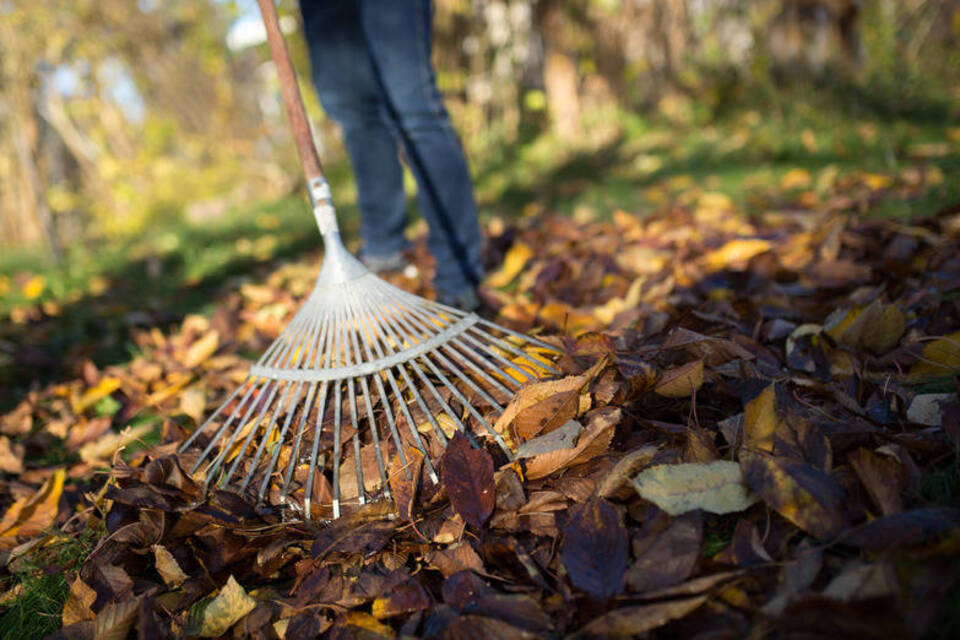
[178,0,560,520]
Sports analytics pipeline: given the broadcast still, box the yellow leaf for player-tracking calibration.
[88,276,110,296]
[702,239,771,272]
[910,331,960,379]
[827,301,905,354]
[74,377,122,414]
[697,191,734,213]
[780,168,812,190]
[486,242,533,288]
[654,360,704,398]
[0,469,65,544]
[593,277,646,325]
[152,544,188,588]
[417,413,457,439]
[743,384,779,453]
[863,173,893,190]
[179,387,207,425]
[62,576,97,626]
[199,576,256,637]
[632,461,757,515]
[21,275,45,300]
[183,330,220,368]
[343,611,396,637]
[79,423,154,464]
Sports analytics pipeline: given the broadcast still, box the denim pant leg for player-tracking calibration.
[357,0,484,296]
[300,0,408,259]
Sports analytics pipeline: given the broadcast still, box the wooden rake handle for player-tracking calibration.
[256,0,324,185]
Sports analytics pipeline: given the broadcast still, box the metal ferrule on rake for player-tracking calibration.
[177,0,561,521]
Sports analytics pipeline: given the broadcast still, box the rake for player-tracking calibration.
[178,0,560,520]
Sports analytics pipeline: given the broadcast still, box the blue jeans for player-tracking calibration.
[300,0,483,297]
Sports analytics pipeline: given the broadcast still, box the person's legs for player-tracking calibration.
[356,0,484,299]
[299,0,408,260]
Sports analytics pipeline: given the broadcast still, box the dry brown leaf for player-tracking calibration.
[632,461,757,515]
[574,595,707,637]
[182,330,220,369]
[495,358,605,441]
[152,544,188,588]
[179,387,206,425]
[743,384,780,453]
[0,468,65,545]
[426,543,484,578]
[79,423,155,464]
[388,447,424,522]
[0,436,24,474]
[524,407,620,480]
[654,359,704,398]
[94,598,140,640]
[62,576,97,626]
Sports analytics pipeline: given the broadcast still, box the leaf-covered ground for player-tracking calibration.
[3,167,960,638]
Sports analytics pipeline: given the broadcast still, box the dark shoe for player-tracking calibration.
[358,250,407,274]
[436,287,482,312]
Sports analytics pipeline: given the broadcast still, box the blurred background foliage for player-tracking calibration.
[2,0,960,317]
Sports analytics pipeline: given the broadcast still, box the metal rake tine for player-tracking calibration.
[358,375,389,494]
[342,291,408,474]
[232,303,322,491]
[398,293,534,385]
[329,303,347,520]
[374,288,510,398]
[244,380,303,494]
[386,292,518,397]
[386,301,514,452]
[223,379,293,487]
[179,374,249,453]
[477,317,560,355]
[348,287,443,476]
[245,300,328,497]
[207,380,279,486]
[279,304,335,506]
[456,332,534,384]
[348,331,390,495]
[265,379,312,502]
[340,302,366,507]
[297,379,328,515]
[467,325,560,376]
[420,354,513,455]
[359,294,451,448]
[374,303,500,445]
[350,290,437,481]
[376,298,502,452]
[342,297,388,499]
[189,378,260,474]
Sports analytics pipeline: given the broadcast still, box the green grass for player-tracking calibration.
[0,528,101,640]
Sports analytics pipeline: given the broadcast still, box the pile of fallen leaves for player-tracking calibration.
[3,187,960,639]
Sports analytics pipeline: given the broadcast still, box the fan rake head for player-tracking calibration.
[179,235,560,520]
[182,0,561,520]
